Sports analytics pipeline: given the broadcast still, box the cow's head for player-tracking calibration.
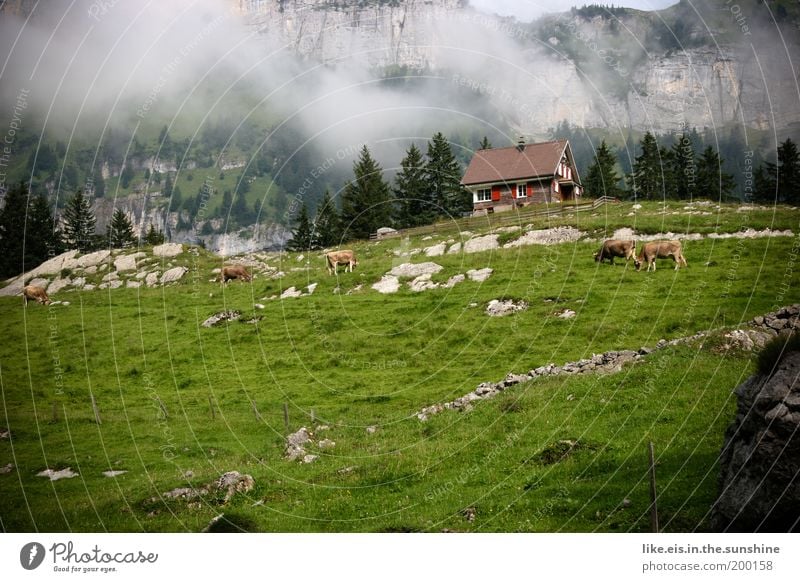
[593,251,601,262]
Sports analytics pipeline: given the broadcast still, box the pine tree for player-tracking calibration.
[753,163,776,202]
[144,224,165,246]
[28,194,63,262]
[426,132,469,216]
[120,164,135,189]
[93,168,106,198]
[63,190,97,251]
[479,136,492,150]
[628,131,663,200]
[695,146,735,201]
[582,140,622,198]
[107,209,135,248]
[776,138,800,204]
[163,174,173,198]
[671,133,697,200]
[313,190,340,248]
[0,182,29,277]
[232,190,250,225]
[339,145,391,241]
[287,202,314,251]
[393,143,430,227]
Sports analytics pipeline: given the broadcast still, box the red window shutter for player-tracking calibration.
[491,186,501,201]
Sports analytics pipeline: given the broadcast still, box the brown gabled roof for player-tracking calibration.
[461,139,568,186]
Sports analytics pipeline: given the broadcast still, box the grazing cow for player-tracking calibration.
[22,285,51,306]
[594,239,639,268]
[325,250,358,275]
[636,240,688,272]
[220,265,252,284]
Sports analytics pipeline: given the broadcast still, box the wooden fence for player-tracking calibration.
[370,196,619,241]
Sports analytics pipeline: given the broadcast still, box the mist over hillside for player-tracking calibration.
[0,0,798,251]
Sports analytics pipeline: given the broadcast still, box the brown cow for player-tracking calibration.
[22,285,51,306]
[636,240,688,272]
[594,239,639,268]
[326,250,357,275]
[219,265,252,284]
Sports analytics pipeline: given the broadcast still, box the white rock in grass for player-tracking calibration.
[281,286,303,299]
[152,243,183,257]
[161,267,188,284]
[466,268,493,282]
[464,234,499,254]
[424,243,446,257]
[37,467,78,481]
[388,262,443,278]
[372,275,400,294]
[103,470,128,478]
[145,272,159,287]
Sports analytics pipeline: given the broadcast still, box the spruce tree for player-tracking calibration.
[339,145,391,241]
[479,136,492,150]
[93,168,106,198]
[426,132,468,216]
[583,140,622,198]
[777,138,800,204]
[313,190,340,248]
[63,190,97,252]
[695,146,735,201]
[671,133,697,200]
[753,163,776,202]
[107,209,135,249]
[629,131,662,200]
[0,182,29,277]
[28,194,63,263]
[287,202,314,251]
[144,223,165,246]
[393,143,430,227]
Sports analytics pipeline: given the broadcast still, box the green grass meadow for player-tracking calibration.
[1,201,798,532]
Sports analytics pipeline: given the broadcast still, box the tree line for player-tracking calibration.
[288,132,471,250]
[0,184,165,279]
[583,133,800,204]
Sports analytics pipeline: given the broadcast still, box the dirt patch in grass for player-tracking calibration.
[533,439,599,465]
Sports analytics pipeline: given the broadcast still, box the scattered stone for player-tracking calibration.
[126,281,141,289]
[318,439,336,449]
[388,262,443,278]
[145,272,159,287]
[464,234,499,254]
[83,284,96,291]
[424,243,446,257]
[0,463,14,474]
[161,266,188,284]
[162,471,255,504]
[503,226,583,248]
[202,310,241,327]
[468,302,478,308]
[338,466,356,474]
[346,284,363,295]
[74,250,111,269]
[0,428,9,439]
[285,427,312,461]
[366,425,378,434]
[306,283,318,295]
[152,243,184,257]
[372,275,400,294]
[45,277,70,294]
[98,263,107,271]
[280,286,302,299]
[114,253,144,272]
[486,299,528,317]
[409,273,439,292]
[254,303,265,310]
[447,242,462,254]
[37,467,78,481]
[462,507,476,522]
[296,254,304,262]
[302,454,319,464]
[712,351,800,532]
[135,271,148,280]
[557,309,577,319]
[27,277,49,290]
[103,470,128,478]
[443,274,465,288]
[376,226,398,238]
[466,268,493,282]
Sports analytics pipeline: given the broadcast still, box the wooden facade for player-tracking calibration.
[462,139,583,214]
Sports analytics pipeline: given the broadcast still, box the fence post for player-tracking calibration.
[648,441,659,533]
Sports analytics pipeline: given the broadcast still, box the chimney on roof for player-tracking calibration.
[516,136,525,152]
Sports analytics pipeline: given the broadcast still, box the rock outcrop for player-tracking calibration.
[712,350,800,532]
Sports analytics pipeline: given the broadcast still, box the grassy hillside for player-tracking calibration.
[0,201,798,532]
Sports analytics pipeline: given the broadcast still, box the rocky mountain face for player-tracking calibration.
[238,0,799,135]
[85,195,290,256]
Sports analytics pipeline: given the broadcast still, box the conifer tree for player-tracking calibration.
[479,136,492,150]
[0,182,30,277]
[287,202,314,251]
[393,143,430,227]
[583,140,622,198]
[671,133,697,200]
[144,223,166,246]
[63,189,97,251]
[426,132,469,216]
[629,131,663,200]
[313,190,340,248]
[776,138,800,204]
[107,209,136,249]
[339,145,391,240]
[28,194,63,261]
[695,146,735,201]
